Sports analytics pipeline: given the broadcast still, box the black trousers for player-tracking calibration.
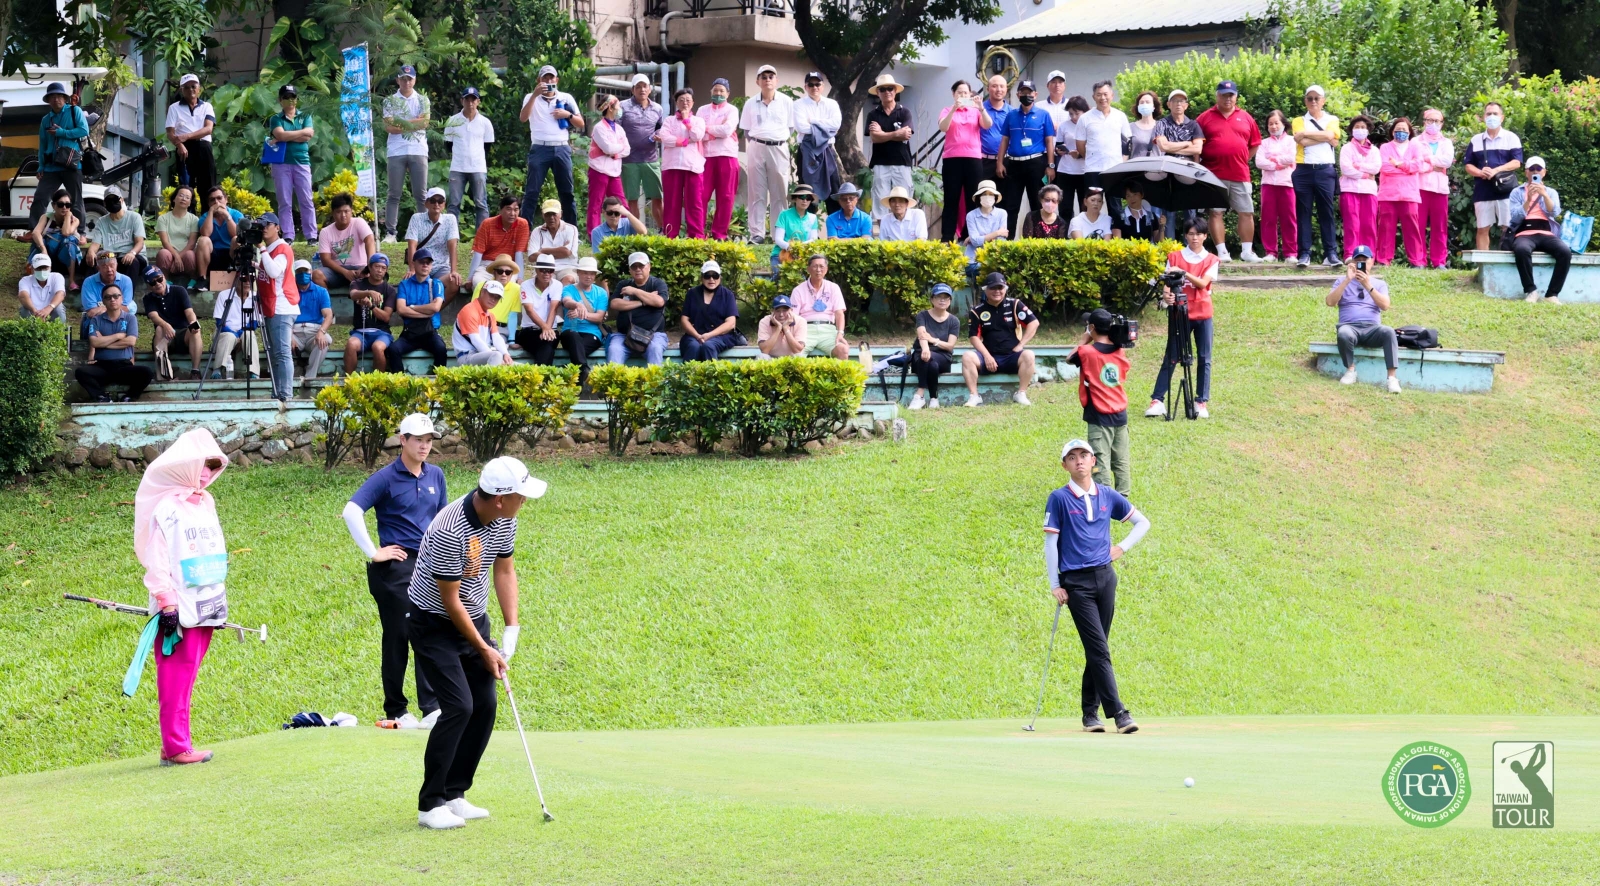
[75,359,154,400]
[1512,232,1572,298]
[174,140,217,199]
[1060,564,1126,720]
[559,329,603,382]
[390,330,448,373]
[1000,155,1048,238]
[941,158,984,242]
[367,555,436,719]
[1293,163,1340,262]
[515,326,559,365]
[910,350,952,398]
[1056,172,1089,217]
[410,609,498,812]
[30,167,85,228]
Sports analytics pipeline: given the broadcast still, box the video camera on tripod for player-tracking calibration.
[192,215,275,400]
[1132,269,1199,421]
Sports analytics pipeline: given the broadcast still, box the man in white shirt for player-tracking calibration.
[792,72,843,211]
[519,64,584,229]
[165,74,217,199]
[1040,70,1070,126]
[19,253,67,322]
[382,65,431,243]
[529,198,579,284]
[406,187,463,300]
[1077,80,1130,190]
[739,65,794,244]
[877,187,928,241]
[514,254,563,364]
[444,86,495,226]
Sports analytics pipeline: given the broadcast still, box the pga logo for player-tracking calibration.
[1383,742,1471,827]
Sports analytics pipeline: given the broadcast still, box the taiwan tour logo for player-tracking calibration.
[1493,742,1554,828]
[1383,741,1471,827]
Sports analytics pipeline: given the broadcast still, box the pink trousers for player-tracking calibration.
[156,625,213,758]
[1375,199,1424,267]
[703,156,740,240]
[1420,190,1450,268]
[587,171,626,237]
[662,168,706,239]
[1259,184,1298,259]
[1340,192,1377,260]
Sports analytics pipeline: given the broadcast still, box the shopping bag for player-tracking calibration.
[1559,211,1594,254]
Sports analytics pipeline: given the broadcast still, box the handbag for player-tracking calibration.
[80,141,105,176]
[261,137,289,165]
[1490,170,1518,196]
[624,320,657,353]
[47,106,84,168]
[1560,211,1594,254]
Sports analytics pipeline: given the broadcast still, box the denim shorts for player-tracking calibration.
[349,328,393,351]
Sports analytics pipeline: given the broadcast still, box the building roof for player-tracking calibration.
[982,0,1273,43]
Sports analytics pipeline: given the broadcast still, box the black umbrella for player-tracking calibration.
[1097,157,1228,212]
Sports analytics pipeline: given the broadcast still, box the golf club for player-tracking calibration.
[64,593,267,642]
[1023,603,1064,732]
[1501,745,1543,763]
[501,674,555,822]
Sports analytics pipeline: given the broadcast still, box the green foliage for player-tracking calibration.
[476,0,596,175]
[653,361,747,453]
[594,236,759,316]
[588,364,663,456]
[757,357,867,453]
[977,239,1175,318]
[312,383,357,470]
[314,372,433,469]
[1271,0,1510,120]
[314,169,376,223]
[0,320,67,475]
[775,240,966,330]
[1117,48,1366,132]
[434,364,580,461]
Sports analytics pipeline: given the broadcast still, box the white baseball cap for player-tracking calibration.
[1046,70,1066,83]
[627,251,651,268]
[482,280,505,297]
[1304,84,1326,98]
[479,456,548,499]
[1167,88,1189,101]
[701,259,722,275]
[1526,155,1547,169]
[292,258,313,272]
[30,253,52,269]
[630,73,651,87]
[398,413,435,437]
[757,64,777,77]
[1061,439,1094,459]
[179,73,200,87]
[104,185,125,199]
[425,186,447,201]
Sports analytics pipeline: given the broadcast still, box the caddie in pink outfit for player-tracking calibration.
[586,95,629,237]
[134,428,232,766]
[1416,108,1455,268]
[697,78,742,241]
[1375,117,1428,266]
[1338,114,1382,258]
[658,87,707,239]
[1254,110,1298,261]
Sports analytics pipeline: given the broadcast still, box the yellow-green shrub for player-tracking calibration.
[776,239,965,326]
[588,363,662,456]
[977,238,1176,318]
[433,364,579,461]
[594,236,758,316]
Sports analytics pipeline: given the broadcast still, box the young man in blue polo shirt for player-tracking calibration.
[825,182,872,239]
[1043,439,1151,734]
[390,249,448,373]
[289,258,334,386]
[995,79,1055,239]
[344,412,449,729]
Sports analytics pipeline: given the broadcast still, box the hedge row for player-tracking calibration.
[978,238,1176,318]
[594,235,759,314]
[0,320,68,475]
[773,240,967,330]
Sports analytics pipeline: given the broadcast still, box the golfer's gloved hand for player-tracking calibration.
[501,625,520,661]
[159,608,180,638]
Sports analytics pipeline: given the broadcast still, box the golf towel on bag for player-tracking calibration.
[134,429,230,628]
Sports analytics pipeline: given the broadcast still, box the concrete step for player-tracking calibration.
[1215,274,1341,290]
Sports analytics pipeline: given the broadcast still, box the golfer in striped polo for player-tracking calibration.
[408,456,546,830]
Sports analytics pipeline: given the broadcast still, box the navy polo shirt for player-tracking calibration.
[349,457,449,550]
[1043,480,1132,572]
[1002,107,1055,159]
[980,100,1013,157]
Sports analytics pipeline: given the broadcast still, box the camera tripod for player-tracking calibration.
[192,248,275,401]
[1137,277,1197,422]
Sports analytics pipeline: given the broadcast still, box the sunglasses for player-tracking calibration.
[703,272,721,279]
[495,268,516,275]
[606,211,621,218]
[57,201,72,207]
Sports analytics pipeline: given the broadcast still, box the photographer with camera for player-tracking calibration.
[1326,245,1401,394]
[1069,309,1133,496]
[142,267,203,381]
[1146,221,1218,420]
[253,212,299,403]
[1508,157,1569,304]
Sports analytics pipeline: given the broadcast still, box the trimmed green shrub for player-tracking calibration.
[1117,48,1366,135]
[311,372,434,470]
[434,364,580,462]
[312,383,358,470]
[775,239,966,330]
[653,361,747,453]
[594,236,759,315]
[759,357,867,453]
[589,363,662,456]
[977,238,1175,319]
[0,320,68,475]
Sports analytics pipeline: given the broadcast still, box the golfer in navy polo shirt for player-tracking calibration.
[1043,438,1151,734]
[343,412,449,729]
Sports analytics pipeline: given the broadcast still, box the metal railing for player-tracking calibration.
[647,0,792,18]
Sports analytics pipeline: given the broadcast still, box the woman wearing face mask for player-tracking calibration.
[656,87,707,238]
[938,79,992,243]
[1337,115,1382,259]
[963,179,1008,287]
[1022,183,1068,239]
[1254,109,1297,263]
[1375,117,1428,267]
[1068,188,1115,239]
[586,95,629,237]
[697,79,742,240]
[1128,91,1161,159]
[1415,109,1455,269]
[134,428,232,766]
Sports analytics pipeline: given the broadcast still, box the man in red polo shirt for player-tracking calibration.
[1196,81,1263,263]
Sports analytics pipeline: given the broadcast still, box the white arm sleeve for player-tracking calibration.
[1119,508,1151,552]
[342,501,378,559]
[1044,533,1060,592]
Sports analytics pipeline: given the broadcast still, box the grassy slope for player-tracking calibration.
[1,268,1598,779]
[1,717,1595,884]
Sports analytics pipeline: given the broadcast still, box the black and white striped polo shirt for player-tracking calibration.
[407,490,517,619]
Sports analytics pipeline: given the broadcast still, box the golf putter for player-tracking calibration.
[1023,603,1064,732]
[64,594,267,642]
[501,674,555,822]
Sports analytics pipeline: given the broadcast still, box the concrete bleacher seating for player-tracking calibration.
[1308,342,1504,393]
[1461,249,1600,302]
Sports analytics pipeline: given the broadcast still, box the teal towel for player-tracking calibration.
[122,615,161,697]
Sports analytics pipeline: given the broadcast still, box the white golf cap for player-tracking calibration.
[627,251,650,267]
[1046,70,1066,83]
[482,280,505,297]
[179,73,200,86]
[757,64,777,76]
[1304,84,1326,97]
[1527,155,1547,169]
[30,253,51,268]
[701,259,722,275]
[398,413,435,437]
[292,258,313,272]
[479,456,548,499]
[1061,438,1094,458]
[630,73,651,87]
[538,64,558,79]
[425,186,447,200]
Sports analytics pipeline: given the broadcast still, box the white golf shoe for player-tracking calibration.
[418,805,466,829]
[1012,390,1032,406]
[418,709,440,730]
[1215,245,1233,262]
[927,397,940,409]
[395,712,421,729]
[1195,403,1210,419]
[908,392,926,410]
[1387,376,1402,394]
[447,797,490,821]
[964,394,984,408]
[1339,368,1358,385]
[1239,247,1263,263]
[1144,400,1165,417]
[1524,290,1541,303]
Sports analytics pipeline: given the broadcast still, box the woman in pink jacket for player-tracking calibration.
[1416,108,1455,268]
[135,428,231,766]
[657,87,707,238]
[587,95,629,237]
[697,78,741,241]
[1338,115,1382,259]
[1254,110,1297,262]
[1375,117,1427,266]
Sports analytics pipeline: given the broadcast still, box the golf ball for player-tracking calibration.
[1184,777,1195,788]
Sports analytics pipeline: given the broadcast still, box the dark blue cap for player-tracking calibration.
[771,295,793,309]
[930,283,954,298]
[397,64,417,80]
[461,86,480,99]
[412,248,434,263]
[1352,245,1374,259]
[1216,80,1238,95]
[258,211,280,226]
[144,266,165,282]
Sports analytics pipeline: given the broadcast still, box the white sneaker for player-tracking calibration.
[1545,295,1562,305]
[446,797,490,821]
[1195,402,1210,419]
[1387,376,1402,394]
[964,394,984,408]
[418,805,466,829]
[1262,254,1278,263]
[1239,248,1263,263]
[1012,390,1032,406]
[1339,368,1358,385]
[1144,400,1165,417]
[395,712,420,730]
[382,233,398,244]
[1524,290,1541,303]
[1215,246,1233,262]
[908,392,926,410]
[927,398,940,409]
[418,709,440,730]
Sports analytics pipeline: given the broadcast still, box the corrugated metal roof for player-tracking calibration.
[982,0,1273,43]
